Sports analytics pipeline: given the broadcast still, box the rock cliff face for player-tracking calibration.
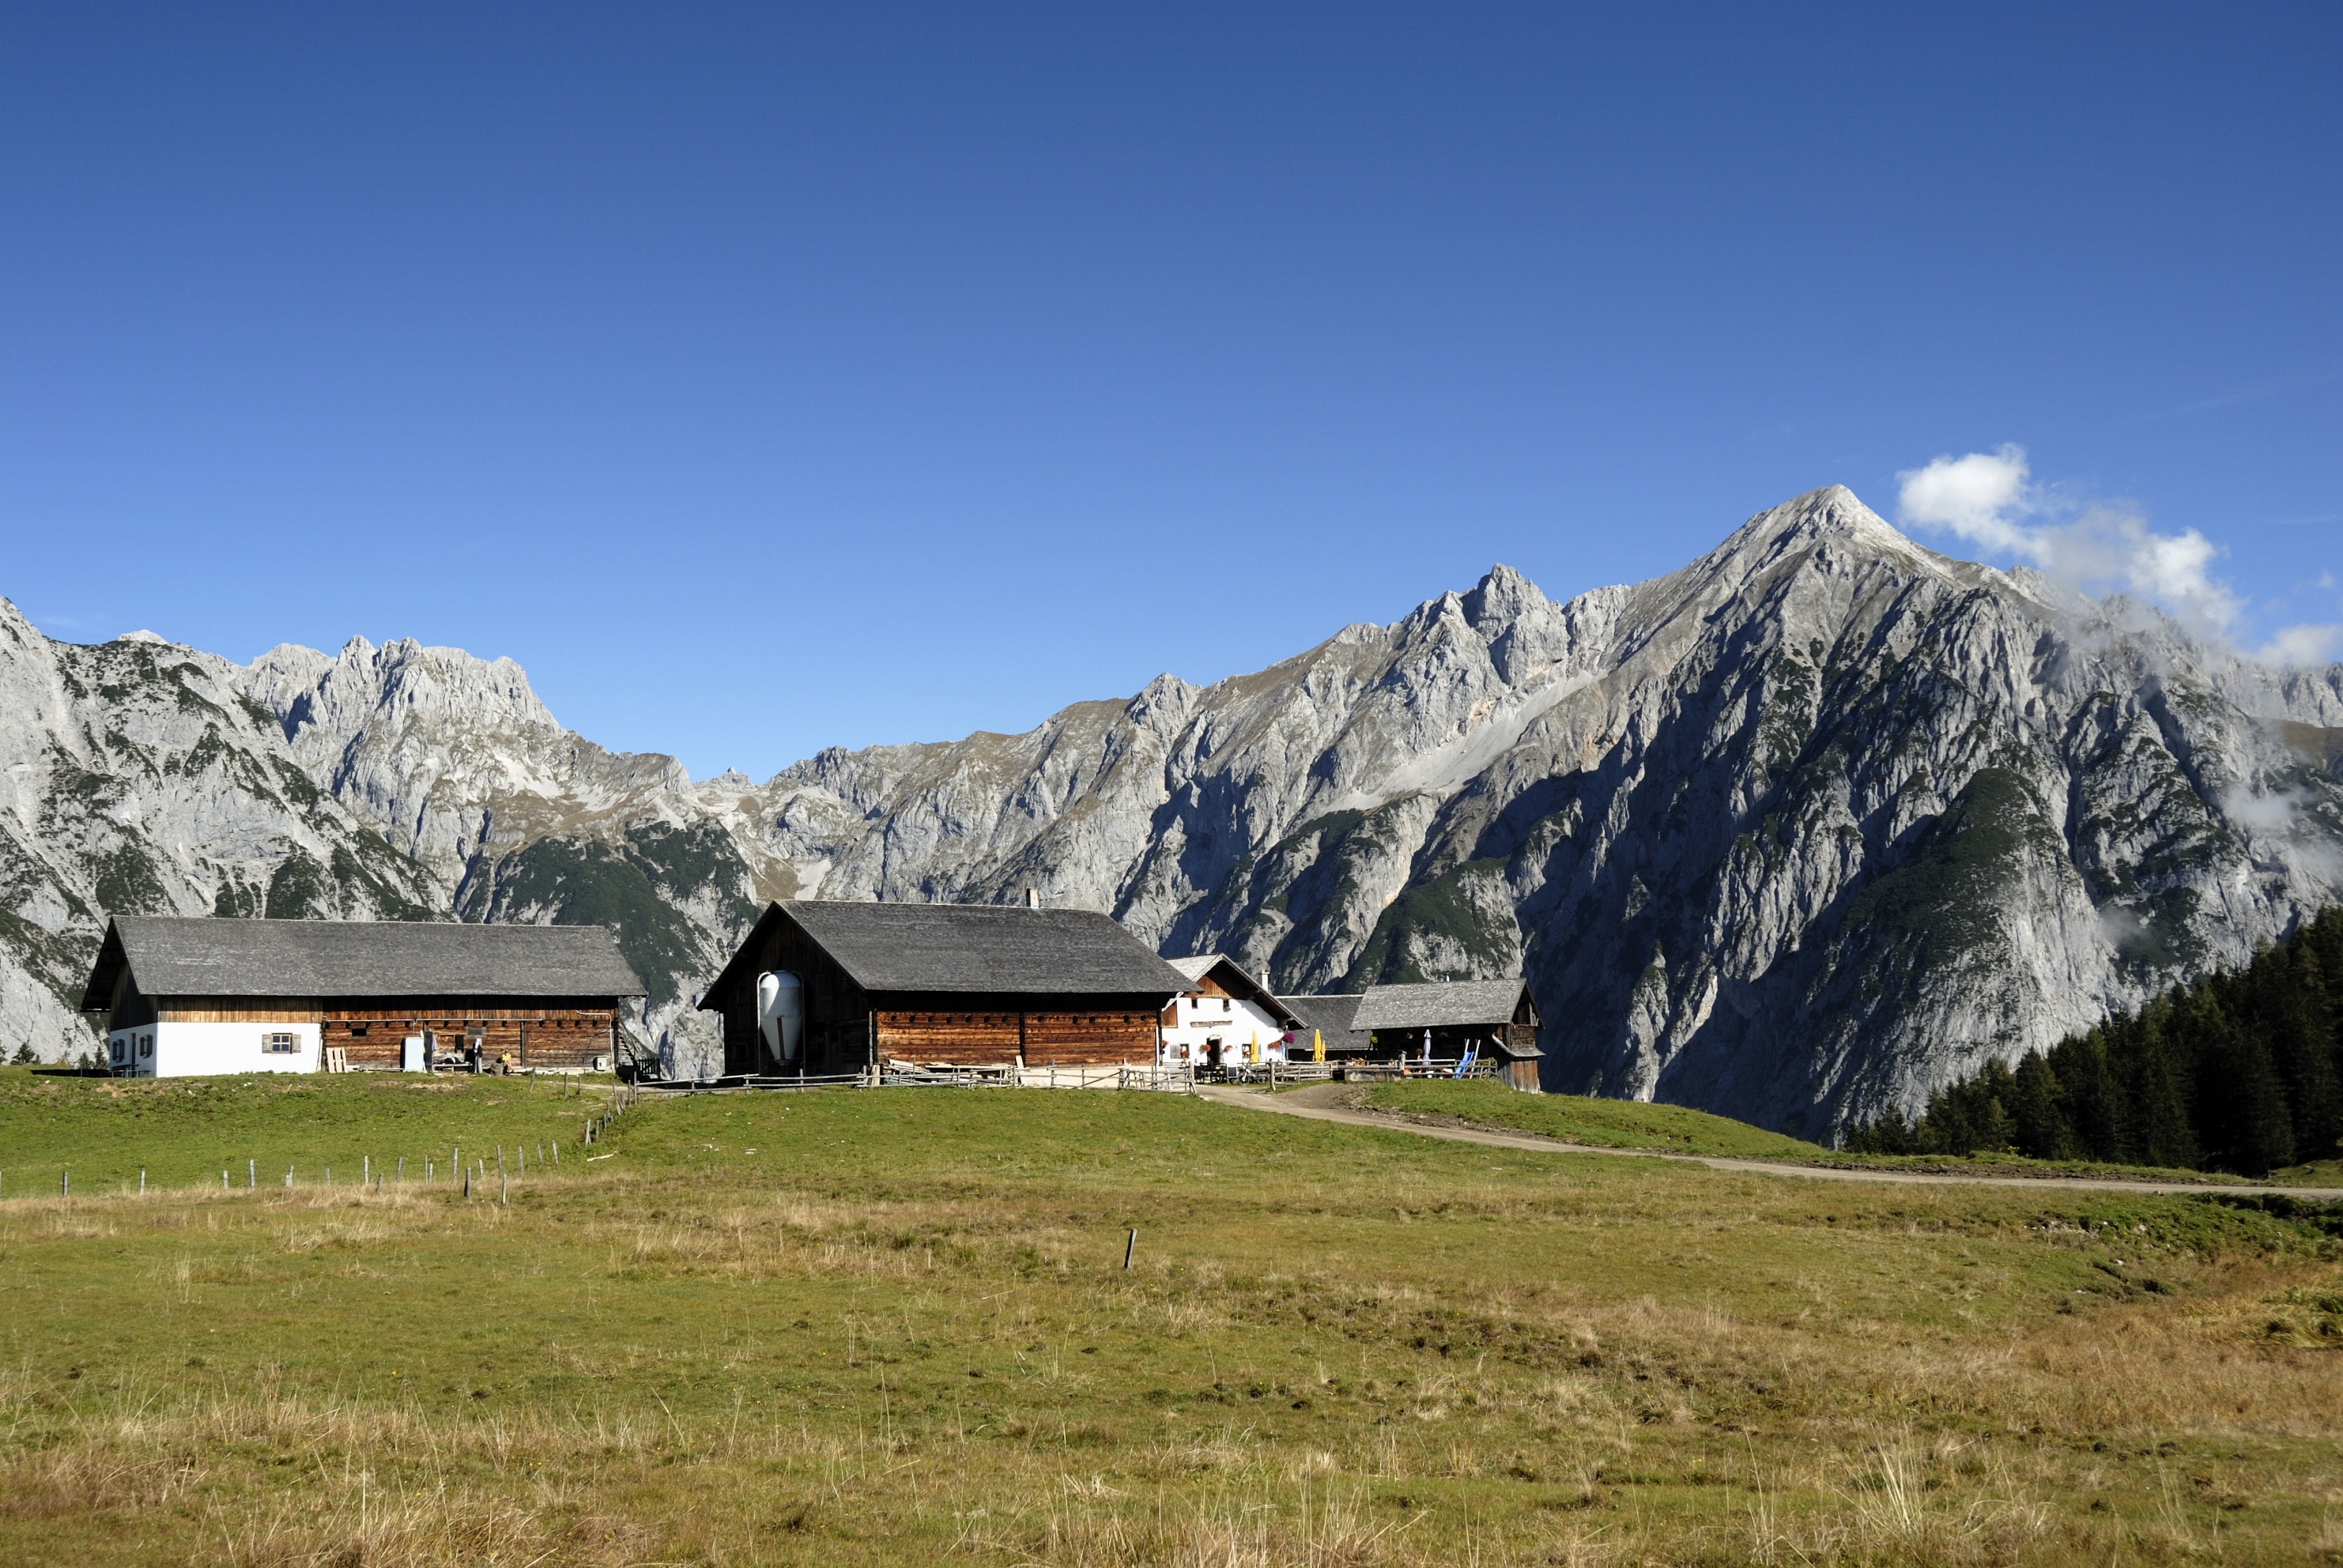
[6,485,2340,1136]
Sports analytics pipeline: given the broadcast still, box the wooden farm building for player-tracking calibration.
[699,900,1193,1076]
[80,917,646,1078]
[1350,978,1545,1091]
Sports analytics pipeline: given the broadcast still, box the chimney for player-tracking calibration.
[1024,887,1040,908]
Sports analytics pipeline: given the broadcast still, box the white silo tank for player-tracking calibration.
[755,971,804,1069]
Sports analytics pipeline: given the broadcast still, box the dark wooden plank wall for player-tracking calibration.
[105,971,159,1032]
[323,1007,618,1069]
[716,919,870,1076]
[1015,1009,1158,1068]
[875,1009,1022,1064]
[874,1004,1160,1068]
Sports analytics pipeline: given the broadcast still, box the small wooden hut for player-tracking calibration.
[1350,978,1544,1090]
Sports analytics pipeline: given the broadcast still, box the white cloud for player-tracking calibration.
[1895,445,2241,637]
[1893,445,2037,554]
[2254,623,2343,666]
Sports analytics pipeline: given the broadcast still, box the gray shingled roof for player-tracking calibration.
[1279,993,1369,1048]
[81,917,645,1008]
[777,901,1192,997]
[1351,979,1531,1031]
[1165,953,1301,1025]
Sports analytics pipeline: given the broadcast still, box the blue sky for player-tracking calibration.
[4,3,2337,779]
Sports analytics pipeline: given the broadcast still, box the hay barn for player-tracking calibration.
[80,917,646,1077]
[698,901,1192,1077]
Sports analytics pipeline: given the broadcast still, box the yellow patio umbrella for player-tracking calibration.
[1312,1029,1325,1062]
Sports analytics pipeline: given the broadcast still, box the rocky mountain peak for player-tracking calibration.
[1461,563,1546,628]
[1699,484,1936,575]
[8,484,2342,1123]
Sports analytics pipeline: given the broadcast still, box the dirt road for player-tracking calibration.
[1194,1082,2343,1198]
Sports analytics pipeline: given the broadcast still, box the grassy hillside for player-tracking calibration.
[1364,1079,1828,1158]
[1364,1081,2250,1183]
[0,1077,2339,1564]
[0,1065,613,1194]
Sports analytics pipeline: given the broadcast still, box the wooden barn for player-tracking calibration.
[1351,978,1544,1091]
[698,901,1193,1077]
[80,917,646,1078]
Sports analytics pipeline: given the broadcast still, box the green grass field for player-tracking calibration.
[1,1073,2339,1565]
[1361,1080,1829,1159]
[1362,1081,2251,1184]
[0,1066,611,1196]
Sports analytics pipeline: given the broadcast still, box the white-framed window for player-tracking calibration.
[262,1032,298,1054]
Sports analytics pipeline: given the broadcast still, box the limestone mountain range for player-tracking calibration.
[5,485,2340,1136]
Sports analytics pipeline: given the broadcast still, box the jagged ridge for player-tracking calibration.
[4,485,2340,1138]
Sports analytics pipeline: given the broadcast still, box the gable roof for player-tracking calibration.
[1166,953,1302,1028]
[706,901,1193,1001]
[1351,978,1534,1032]
[80,917,646,1010]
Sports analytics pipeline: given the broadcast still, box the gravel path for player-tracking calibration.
[1194,1083,2343,1198]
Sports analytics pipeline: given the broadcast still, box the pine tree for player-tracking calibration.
[1969,1059,2019,1153]
[1844,1108,1916,1154]
[2127,999,2198,1170]
[2048,1028,2124,1162]
[2228,1034,2296,1176]
[2272,944,2340,1159]
[1839,902,2343,1169]
[2010,1050,2073,1159]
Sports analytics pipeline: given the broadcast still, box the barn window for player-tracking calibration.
[110,1041,125,1064]
[262,1033,298,1054]
[138,1035,152,1059]
[1222,998,1231,1012]
[349,1024,369,1037]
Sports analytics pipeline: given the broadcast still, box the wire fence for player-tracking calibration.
[0,1082,644,1206]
